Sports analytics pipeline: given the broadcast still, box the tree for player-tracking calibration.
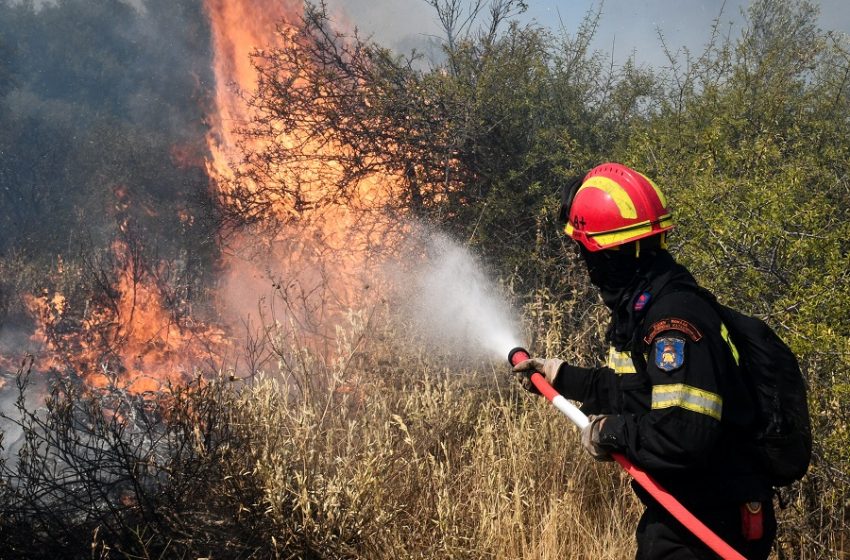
[223,3,650,273]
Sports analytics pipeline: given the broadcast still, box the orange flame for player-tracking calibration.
[203,0,405,339]
[10,1,402,394]
[24,240,227,394]
[204,0,302,183]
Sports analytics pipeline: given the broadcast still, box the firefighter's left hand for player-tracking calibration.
[581,415,614,461]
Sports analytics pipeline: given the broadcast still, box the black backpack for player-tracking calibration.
[699,290,813,487]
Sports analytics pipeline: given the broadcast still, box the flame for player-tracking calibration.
[24,240,227,394]
[204,0,301,183]
[203,0,405,337]
[8,0,403,395]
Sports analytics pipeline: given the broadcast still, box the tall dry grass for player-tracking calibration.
[223,325,642,559]
[1,304,845,559]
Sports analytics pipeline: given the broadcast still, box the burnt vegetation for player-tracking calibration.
[1,365,271,558]
[0,0,848,558]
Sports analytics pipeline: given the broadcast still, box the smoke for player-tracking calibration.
[0,370,47,460]
[0,336,49,459]
[324,0,443,56]
[392,229,521,360]
[0,0,216,258]
[216,229,373,362]
[214,225,523,369]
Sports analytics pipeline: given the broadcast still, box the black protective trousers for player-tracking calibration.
[635,501,776,560]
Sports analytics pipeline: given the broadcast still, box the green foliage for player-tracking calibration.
[236,3,658,302]
[233,4,850,551]
[617,2,849,553]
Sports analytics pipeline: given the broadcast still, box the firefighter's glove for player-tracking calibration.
[581,415,614,461]
[511,357,564,394]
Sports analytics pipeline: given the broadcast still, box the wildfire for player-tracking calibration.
[9,0,402,395]
[204,0,301,183]
[204,0,406,340]
[24,240,227,394]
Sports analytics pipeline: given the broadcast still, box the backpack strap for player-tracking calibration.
[692,287,741,365]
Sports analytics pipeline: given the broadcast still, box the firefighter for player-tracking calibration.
[512,163,776,559]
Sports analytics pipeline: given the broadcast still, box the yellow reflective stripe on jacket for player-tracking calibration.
[720,323,740,365]
[607,346,637,375]
[652,383,723,421]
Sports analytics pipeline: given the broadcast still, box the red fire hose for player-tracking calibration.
[508,347,746,560]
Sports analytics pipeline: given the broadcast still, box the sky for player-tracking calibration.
[324,0,850,69]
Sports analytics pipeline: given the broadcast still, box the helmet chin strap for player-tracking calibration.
[631,234,669,259]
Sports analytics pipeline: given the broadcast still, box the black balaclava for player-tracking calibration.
[578,242,646,309]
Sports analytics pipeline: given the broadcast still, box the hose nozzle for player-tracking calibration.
[508,346,531,368]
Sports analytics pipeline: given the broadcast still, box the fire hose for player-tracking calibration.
[508,347,747,560]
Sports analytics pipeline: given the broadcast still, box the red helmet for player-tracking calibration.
[564,163,673,252]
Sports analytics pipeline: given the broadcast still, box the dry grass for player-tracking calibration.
[226,367,640,559]
[0,306,846,559]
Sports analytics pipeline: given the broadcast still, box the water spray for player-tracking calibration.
[508,346,747,560]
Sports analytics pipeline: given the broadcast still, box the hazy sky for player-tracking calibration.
[325,0,850,69]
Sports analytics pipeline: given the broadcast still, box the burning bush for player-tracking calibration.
[23,237,227,394]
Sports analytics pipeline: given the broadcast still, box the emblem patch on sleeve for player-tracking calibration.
[655,337,686,372]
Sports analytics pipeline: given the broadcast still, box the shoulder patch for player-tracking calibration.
[644,318,703,344]
[655,337,686,372]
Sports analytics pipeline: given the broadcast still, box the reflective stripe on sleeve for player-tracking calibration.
[607,346,637,374]
[651,383,723,420]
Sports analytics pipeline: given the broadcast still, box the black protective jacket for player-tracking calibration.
[554,251,773,509]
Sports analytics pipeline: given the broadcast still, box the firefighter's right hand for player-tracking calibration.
[511,357,564,393]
